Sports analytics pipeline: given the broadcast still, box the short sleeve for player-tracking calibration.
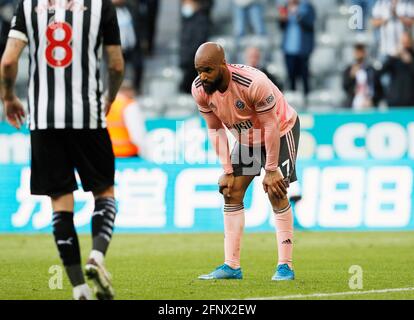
[8,0,28,43]
[101,0,121,45]
[250,75,278,115]
[191,79,211,114]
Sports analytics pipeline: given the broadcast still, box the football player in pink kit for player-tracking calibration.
[192,42,300,281]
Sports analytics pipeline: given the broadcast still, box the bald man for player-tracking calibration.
[192,42,300,281]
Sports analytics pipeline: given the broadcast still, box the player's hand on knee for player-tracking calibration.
[263,168,287,199]
[218,173,234,198]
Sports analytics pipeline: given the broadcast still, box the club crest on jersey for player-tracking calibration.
[235,100,245,110]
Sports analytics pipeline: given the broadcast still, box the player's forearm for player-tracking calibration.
[1,38,26,101]
[257,112,280,172]
[105,46,125,102]
[202,112,233,174]
[208,127,233,174]
[0,58,18,101]
[106,66,124,102]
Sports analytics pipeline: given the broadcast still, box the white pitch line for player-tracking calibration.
[246,287,414,300]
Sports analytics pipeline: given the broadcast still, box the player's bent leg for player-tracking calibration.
[85,186,116,300]
[51,193,75,212]
[198,176,254,280]
[268,193,295,281]
[51,193,93,300]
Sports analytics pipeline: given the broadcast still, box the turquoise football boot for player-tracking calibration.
[198,264,243,280]
[271,263,295,281]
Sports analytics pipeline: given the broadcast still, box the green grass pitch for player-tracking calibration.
[0,232,413,300]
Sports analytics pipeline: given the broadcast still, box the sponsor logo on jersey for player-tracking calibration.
[266,94,275,104]
[232,120,253,134]
[257,94,276,109]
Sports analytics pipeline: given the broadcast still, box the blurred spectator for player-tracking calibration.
[198,0,215,31]
[179,0,210,93]
[199,0,214,17]
[342,43,383,110]
[106,81,150,159]
[139,0,160,56]
[113,0,144,93]
[371,0,414,58]
[233,0,267,40]
[380,31,414,107]
[244,45,284,90]
[278,0,316,97]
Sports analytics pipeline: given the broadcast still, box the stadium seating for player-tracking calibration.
[164,94,198,118]
[139,95,166,118]
[307,89,347,110]
[283,90,306,111]
[310,46,338,77]
[208,35,237,62]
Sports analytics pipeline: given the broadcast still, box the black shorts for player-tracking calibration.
[231,117,300,183]
[30,129,115,197]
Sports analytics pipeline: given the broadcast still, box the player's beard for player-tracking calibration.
[202,72,223,95]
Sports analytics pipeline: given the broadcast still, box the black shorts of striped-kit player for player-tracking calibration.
[30,129,115,197]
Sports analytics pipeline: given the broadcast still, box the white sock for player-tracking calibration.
[89,250,104,265]
[73,283,92,300]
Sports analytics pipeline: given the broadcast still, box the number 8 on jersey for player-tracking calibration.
[45,21,73,68]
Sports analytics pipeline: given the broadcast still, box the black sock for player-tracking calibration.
[52,211,85,287]
[92,197,117,255]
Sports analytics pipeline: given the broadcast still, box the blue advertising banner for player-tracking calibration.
[0,109,413,232]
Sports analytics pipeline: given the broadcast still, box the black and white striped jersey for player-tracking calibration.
[9,0,121,130]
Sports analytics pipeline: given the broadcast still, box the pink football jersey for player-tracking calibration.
[192,64,297,146]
